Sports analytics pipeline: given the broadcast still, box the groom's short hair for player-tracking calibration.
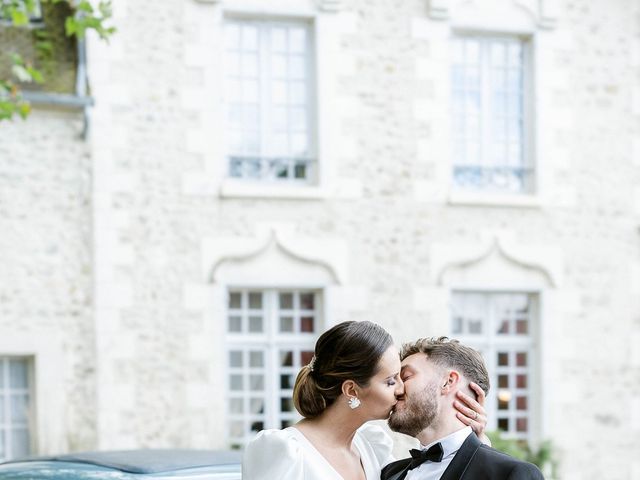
[400,337,490,395]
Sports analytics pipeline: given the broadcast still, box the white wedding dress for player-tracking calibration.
[242,423,395,480]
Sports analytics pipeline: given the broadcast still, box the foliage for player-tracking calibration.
[0,0,115,122]
[487,430,559,478]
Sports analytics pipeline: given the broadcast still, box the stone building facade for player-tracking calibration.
[1,0,639,479]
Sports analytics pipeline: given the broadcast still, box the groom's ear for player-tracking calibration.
[440,370,461,395]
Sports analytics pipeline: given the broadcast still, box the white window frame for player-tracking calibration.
[0,357,34,462]
[223,17,318,185]
[449,290,539,443]
[225,288,322,448]
[450,33,534,196]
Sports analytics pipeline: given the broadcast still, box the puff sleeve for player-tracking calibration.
[242,429,304,480]
[358,423,396,468]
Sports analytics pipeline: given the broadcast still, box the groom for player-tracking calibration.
[383,337,544,480]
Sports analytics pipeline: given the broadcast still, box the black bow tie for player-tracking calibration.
[408,443,445,470]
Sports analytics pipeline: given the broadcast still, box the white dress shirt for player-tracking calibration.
[405,426,473,480]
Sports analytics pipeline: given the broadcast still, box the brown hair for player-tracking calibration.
[293,321,393,419]
[400,336,490,395]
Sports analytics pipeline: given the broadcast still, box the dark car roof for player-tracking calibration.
[2,450,241,474]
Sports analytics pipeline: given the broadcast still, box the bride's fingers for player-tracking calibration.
[469,382,486,406]
[455,407,487,434]
[454,399,484,422]
[455,390,486,417]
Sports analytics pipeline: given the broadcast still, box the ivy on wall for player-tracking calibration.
[0,0,115,121]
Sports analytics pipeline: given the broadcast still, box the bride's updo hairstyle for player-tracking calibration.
[293,320,393,418]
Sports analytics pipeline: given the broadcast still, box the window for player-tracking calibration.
[226,289,320,448]
[224,19,316,183]
[451,36,532,193]
[450,292,536,441]
[0,358,32,461]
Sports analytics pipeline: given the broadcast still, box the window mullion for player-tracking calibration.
[481,38,492,169]
[260,23,270,177]
[266,290,276,430]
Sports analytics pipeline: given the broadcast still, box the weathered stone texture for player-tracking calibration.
[2,0,640,478]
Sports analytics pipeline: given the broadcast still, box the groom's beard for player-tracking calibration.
[388,381,439,437]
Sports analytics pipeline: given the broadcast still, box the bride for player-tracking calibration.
[242,321,488,480]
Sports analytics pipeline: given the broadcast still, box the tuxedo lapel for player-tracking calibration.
[439,432,481,480]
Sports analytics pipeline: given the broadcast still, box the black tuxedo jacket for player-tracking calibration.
[381,433,544,480]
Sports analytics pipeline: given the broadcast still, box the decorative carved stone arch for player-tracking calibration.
[428,0,557,30]
[431,232,563,288]
[203,226,347,286]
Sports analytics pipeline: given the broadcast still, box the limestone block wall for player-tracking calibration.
[0,0,639,478]
[0,110,95,453]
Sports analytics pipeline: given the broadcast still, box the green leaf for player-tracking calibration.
[11,9,28,25]
[11,64,33,83]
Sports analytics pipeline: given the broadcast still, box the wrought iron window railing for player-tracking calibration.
[453,165,534,193]
[228,156,316,183]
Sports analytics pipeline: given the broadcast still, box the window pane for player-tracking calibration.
[516,374,527,388]
[229,351,243,368]
[280,351,293,367]
[249,351,263,368]
[498,375,509,388]
[516,418,528,432]
[299,293,314,310]
[497,320,510,334]
[10,429,29,458]
[9,361,27,389]
[280,374,294,389]
[10,394,28,424]
[225,24,240,47]
[241,26,258,50]
[516,319,528,334]
[300,351,314,366]
[497,352,509,366]
[0,396,4,423]
[290,82,306,105]
[497,418,509,431]
[230,375,243,391]
[300,316,314,333]
[516,396,528,410]
[294,163,307,179]
[516,352,527,366]
[250,398,264,414]
[248,316,263,333]
[229,398,243,414]
[271,28,286,52]
[290,28,306,53]
[279,293,293,309]
[250,421,264,432]
[280,316,294,332]
[281,397,294,412]
[248,292,262,309]
[249,375,264,391]
[228,316,242,332]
